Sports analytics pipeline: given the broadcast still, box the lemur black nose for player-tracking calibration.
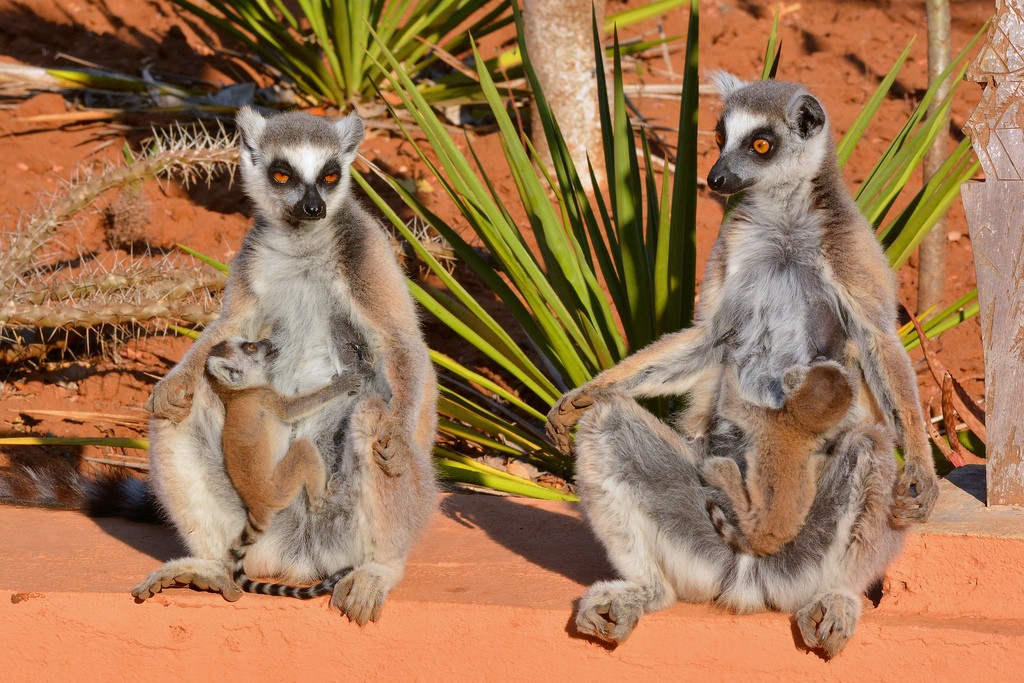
[303,200,326,218]
[707,169,731,192]
[706,161,746,195]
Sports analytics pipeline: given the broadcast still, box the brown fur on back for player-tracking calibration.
[705,361,855,555]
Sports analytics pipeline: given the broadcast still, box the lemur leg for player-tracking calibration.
[573,394,733,643]
[132,390,246,601]
[702,457,752,518]
[329,398,437,625]
[794,426,904,659]
[270,438,328,512]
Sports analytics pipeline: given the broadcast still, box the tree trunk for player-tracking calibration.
[918,0,952,315]
[521,0,607,191]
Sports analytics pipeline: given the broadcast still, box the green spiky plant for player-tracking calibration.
[2,5,983,498]
[354,0,981,498]
[169,0,512,107]
[167,0,688,109]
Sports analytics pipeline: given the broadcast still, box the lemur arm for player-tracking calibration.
[344,222,433,441]
[267,374,363,423]
[146,281,259,423]
[857,326,938,523]
[546,325,717,454]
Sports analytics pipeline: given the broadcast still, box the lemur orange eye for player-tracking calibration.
[752,138,771,154]
[273,171,290,183]
[715,131,725,147]
[323,172,340,184]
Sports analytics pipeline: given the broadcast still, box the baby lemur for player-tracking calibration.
[703,361,855,556]
[135,107,438,624]
[206,337,364,599]
[548,74,935,657]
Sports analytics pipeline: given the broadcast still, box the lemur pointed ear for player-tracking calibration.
[789,92,826,139]
[711,71,746,98]
[335,114,365,160]
[235,106,267,157]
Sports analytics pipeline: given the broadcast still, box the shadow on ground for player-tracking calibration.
[439,494,615,586]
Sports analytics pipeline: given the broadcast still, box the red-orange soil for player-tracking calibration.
[0,0,992,483]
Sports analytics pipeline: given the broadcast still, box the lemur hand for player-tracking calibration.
[146,371,195,423]
[890,457,940,526]
[364,398,411,477]
[546,387,599,455]
[333,372,364,397]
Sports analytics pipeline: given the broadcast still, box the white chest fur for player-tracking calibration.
[247,225,353,396]
[717,212,834,407]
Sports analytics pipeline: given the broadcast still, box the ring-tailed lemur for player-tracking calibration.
[134,107,438,624]
[703,360,855,556]
[205,337,365,599]
[547,74,934,657]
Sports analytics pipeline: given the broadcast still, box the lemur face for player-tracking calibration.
[707,74,828,196]
[206,337,276,389]
[235,107,365,227]
[263,154,343,223]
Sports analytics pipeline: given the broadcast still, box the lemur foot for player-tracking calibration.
[131,559,241,602]
[330,565,392,625]
[575,581,648,644]
[372,430,412,478]
[795,591,861,659]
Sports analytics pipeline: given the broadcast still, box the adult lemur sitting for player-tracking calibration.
[547,74,937,658]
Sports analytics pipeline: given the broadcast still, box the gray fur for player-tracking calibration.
[135,108,438,622]
[550,77,934,657]
[574,396,901,640]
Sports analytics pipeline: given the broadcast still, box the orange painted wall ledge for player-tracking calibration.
[2,465,1023,682]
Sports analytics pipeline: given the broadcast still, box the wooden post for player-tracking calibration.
[961,0,1024,506]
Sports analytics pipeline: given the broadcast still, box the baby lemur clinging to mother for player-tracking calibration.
[205,337,364,599]
[703,360,856,556]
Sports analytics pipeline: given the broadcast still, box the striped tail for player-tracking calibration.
[705,497,752,555]
[229,517,351,599]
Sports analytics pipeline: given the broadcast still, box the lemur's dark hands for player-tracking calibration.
[546,388,598,455]
[363,397,411,477]
[890,457,940,526]
[146,371,195,423]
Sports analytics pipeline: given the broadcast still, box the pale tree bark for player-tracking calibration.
[522,0,607,190]
[918,0,952,315]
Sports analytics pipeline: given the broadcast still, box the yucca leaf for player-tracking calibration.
[836,40,914,168]
[0,436,149,449]
[176,243,230,273]
[172,0,512,108]
[759,9,781,81]
[900,290,979,350]
[664,0,700,332]
[434,449,577,501]
[882,138,980,268]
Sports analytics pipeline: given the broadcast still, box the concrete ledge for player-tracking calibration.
[2,469,1023,681]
